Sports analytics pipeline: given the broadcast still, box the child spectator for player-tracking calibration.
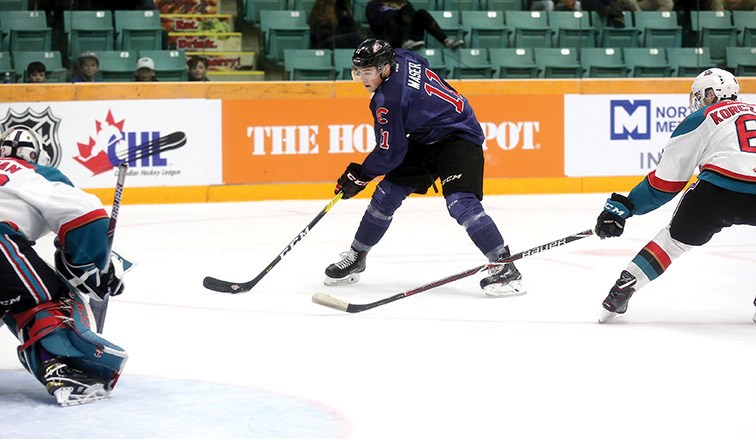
[26,61,46,83]
[72,51,101,83]
[187,56,210,81]
[134,57,158,82]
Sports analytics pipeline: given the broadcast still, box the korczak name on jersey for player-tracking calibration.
[407,61,422,90]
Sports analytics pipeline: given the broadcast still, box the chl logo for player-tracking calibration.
[610,100,651,140]
[0,107,63,168]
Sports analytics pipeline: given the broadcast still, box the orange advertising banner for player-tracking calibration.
[221,94,563,184]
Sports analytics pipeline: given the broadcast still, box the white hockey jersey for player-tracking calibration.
[0,158,110,268]
[628,99,756,215]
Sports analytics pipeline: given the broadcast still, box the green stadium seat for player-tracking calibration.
[138,49,188,81]
[580,47,628,78]
[732,11,756,46]
[689,11,737,65]
[489,47,537,78]
[244,0,288,27]
[115,10,163,51]
[623,47,672,77]
[548,11,595,48]
[634,11,682,48]
[12,50,67,83]
[64,10,115,57]
[482,0,522,11]
[666,47,715,77]
[0,0,28,11]
[292,0,318,18]
[0,11,53,52]
[333,48,354,80]
[593,11,639,48]
[461,10,507,49]
[505,10,551,48]
[534,47,581,78]
[98,50,138,82]
[725,46,756,76]
[0,51,14,83]
[284,49,337,80]
[448,47,492,78]
[427,11,465,49]
[418,47,449,77]
[439,0,481,10]
[260,10,310,64]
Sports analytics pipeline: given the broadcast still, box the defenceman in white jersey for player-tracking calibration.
[594,68,756,323]
[0,126,129,406]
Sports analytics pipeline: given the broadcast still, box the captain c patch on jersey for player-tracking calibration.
[376,107,389,124]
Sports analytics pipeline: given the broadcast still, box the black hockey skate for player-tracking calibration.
[324,247,368,286]
[480,252,526,297]
[43,358,109,406]
[599,270,637,323]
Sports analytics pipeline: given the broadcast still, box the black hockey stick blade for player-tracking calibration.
[312,229,594,313]
[203,192,344,293]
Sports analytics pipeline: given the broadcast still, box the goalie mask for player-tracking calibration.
[0,126,50,165]
[689,68,739,112]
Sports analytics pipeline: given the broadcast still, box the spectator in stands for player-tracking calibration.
[580,0,639,28]
[710,0,756,10]
[134,57,158,82]
[365,0,464,50]
[26,62,47,83]
[309,0,365,49]
[187,56,210,82]
[71,51,101,83]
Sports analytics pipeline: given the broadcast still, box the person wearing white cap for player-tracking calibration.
[134,57,157,82]
[72,51,100,83]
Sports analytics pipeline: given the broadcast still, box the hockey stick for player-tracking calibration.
[90,162,128,333]
[312,229,594,313]
[203,192,345,293]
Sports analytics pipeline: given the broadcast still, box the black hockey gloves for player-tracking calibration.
[595,193,634,239]
[336,162,372,199]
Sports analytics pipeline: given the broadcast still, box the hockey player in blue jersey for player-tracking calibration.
[595,68,756,323]
[324,38,524,297]
[0,126,129,405]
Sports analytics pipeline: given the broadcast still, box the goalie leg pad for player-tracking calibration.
[9,292,128,391]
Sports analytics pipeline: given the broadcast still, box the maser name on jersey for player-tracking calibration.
[407,62,422,90]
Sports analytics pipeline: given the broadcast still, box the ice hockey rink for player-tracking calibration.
[2,192,755,439]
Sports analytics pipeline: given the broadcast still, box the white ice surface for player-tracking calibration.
[2,193,755,439]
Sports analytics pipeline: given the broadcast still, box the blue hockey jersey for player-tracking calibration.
[361,49,485,178]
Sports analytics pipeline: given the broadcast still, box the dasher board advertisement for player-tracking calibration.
[0,99,222,189]
[221,94,565,184]
[564,93,756,177]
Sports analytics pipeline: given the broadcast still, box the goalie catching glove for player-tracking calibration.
[595,193,634,239]
[335,162,372,199]
[55,250,132,300]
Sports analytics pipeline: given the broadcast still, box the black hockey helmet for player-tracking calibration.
[352,39,396,71]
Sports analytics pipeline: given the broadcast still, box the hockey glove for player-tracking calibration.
[55,250,132,300]
[336,162,372,199]
[595,193,634,239]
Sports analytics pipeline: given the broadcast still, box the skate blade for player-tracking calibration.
[483,280,527,298]
[752,310,756,324]
[598,309,618,324]
[323,272,360,286]
[54,385,110,407]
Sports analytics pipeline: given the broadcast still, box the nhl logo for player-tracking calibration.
[0,107,63,168]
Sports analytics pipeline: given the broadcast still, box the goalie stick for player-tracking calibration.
[203,192,344,293]
[89,162,128,333]
[312,229,594,313]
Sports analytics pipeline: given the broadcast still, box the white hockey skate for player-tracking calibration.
[480,260,526,298]
[324,248,367,286]
[44,359,110,406]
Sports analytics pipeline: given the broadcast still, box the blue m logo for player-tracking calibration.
[610,100,651,140]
